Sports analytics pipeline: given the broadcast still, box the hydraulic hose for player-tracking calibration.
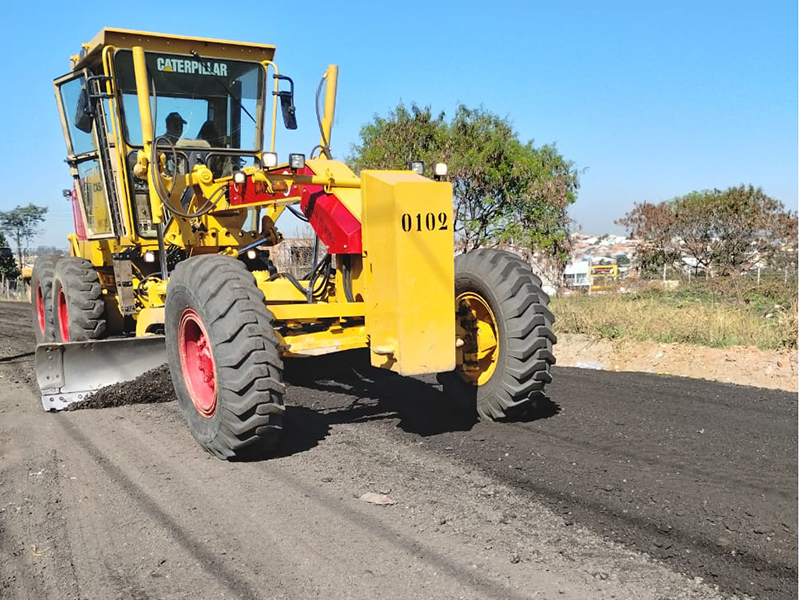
[149,135,228,219]
[286,204,308,222]
[313,75,332,159]
[310,254,332,299]
[341,255,355,303]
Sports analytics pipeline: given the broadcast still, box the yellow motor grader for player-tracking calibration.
[33,29,555,459]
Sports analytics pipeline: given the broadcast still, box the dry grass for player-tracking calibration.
[551,277,798,350]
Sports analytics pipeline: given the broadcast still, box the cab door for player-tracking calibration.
[54,71,123,240]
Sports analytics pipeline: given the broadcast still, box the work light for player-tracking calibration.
[289,153,306,170]
[262,152,278,168]
[409,160,424,175]
[233,171,247,185]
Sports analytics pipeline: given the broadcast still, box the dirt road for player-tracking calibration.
[0,301,796,600]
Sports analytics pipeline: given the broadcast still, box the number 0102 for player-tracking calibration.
[401,212,448,232]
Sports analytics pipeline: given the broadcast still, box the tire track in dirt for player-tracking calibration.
[53,417,275,600]
[57,395,739,600]
[0,300,795,599]
[405,372,797,600]
[0,404,79,598]
[282,353,797,600]
[58,402,538,600]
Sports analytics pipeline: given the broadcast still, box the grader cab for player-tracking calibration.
[33,29,556,459]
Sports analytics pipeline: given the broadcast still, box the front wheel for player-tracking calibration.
[165,255,285,459]
[438,249,556,420]
[52,258,106,342]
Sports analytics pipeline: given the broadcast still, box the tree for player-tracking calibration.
[348,103,580,272]
[618,185,797,276]
[0,231,20,279]
[32,245,67,257]
[0,204,49,267]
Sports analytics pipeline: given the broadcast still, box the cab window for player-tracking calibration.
[113,50,264,152]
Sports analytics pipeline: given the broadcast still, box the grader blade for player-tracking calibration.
[35,337,167,411]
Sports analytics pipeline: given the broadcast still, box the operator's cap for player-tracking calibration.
[167,112,187,125]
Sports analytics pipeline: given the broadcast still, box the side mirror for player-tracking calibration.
[74,87,94,134]
[274,74,297,130]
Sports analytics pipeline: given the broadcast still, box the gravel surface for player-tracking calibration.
[64,366,175,410]
[0,301,795,600]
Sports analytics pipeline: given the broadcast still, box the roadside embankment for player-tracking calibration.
[551,278,798,390]
[556,333,798,391]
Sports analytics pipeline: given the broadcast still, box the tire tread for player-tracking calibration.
[167,255,284,459]
[441,249,556,420]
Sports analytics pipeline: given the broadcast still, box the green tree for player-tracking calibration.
[348,103,580,271]
[618,185,796,276]
[0,231,20,279]
[0,204,49,267]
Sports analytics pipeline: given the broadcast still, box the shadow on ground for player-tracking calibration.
[269,349,560,459]
[61,346,559,461]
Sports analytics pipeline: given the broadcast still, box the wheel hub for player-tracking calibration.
[36,284,45,334]
[57,288,69,342]
[455,292,499,386]
[178,308,217,418]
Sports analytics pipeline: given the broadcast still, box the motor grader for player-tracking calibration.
[33,28,556,459]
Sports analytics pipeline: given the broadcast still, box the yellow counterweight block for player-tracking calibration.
[360,171,455,375]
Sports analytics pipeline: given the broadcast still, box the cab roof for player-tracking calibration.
[71,28,276,71]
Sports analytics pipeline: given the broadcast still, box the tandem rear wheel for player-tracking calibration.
[165,255,285,460]
[438,249,556,420]
[30,255,59,343]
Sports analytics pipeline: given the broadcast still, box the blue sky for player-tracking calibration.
[1,0,796,247]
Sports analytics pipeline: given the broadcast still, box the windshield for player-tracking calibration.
[113,50,264,151]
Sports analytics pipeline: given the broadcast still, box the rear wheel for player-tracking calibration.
[165,255,284,460]
[52,258,106,342]
[30,255,59,343]
[438,249,556,420]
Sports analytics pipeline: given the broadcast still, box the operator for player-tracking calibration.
[165,112,186,144]
[196,121,225,178]
[197,120,223,147]
[163,112,187,177]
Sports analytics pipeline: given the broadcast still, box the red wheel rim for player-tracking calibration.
[36,284,45,333]
[57,288,69,342]
[178,308,217,418]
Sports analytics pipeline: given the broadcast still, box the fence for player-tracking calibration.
[270,238,328,280]
[638,264,798,287]
[0,277,29,301]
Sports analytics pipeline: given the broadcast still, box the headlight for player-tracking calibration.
[289,153,306,170]
[409,160,424,175]
[262,152,278,168]
[246,249,257,260]
[232,171,247,185]
[434,162,448,177]
[143,251,156,263]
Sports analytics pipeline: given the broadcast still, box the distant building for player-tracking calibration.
[564,260,591,289]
